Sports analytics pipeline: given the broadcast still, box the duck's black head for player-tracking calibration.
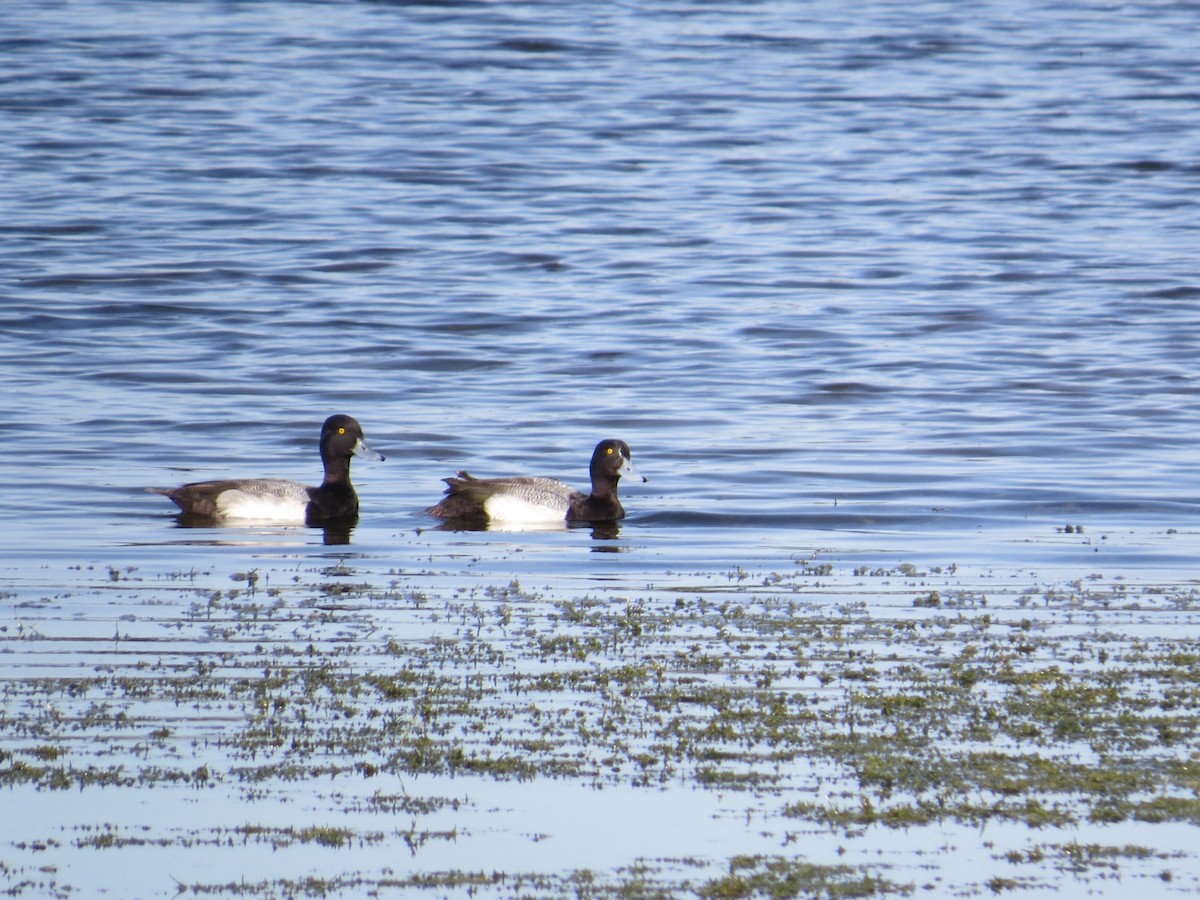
[589,439,645,486]
[319,415,383,462]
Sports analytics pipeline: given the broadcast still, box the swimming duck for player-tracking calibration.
[150,414,384,524]
[426,439,645,525]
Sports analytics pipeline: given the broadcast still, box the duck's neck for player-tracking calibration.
[321,454,353,489]
[589,474,619,501]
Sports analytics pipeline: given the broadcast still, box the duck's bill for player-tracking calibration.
[353,438,386,462]
[619,455,647,483]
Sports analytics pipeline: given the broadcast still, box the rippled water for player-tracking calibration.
[3,0,1200,896]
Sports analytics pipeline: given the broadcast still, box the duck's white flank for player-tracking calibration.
[482,492,569,524]
[214,481,310,522]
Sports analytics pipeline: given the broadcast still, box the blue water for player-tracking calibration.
[3,0,1200,896]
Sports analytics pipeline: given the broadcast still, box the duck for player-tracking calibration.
[426,439,645,525]
[149,414,384,524]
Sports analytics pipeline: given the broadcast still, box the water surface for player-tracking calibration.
[3,0,1200,896]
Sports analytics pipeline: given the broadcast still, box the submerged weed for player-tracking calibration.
[5,558,1200,897]
[698,855,909,899]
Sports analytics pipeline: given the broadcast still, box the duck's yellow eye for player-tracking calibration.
[606,447,614,455]
[338,427,346,435]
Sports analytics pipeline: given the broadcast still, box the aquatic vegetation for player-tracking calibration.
[698,855,906,899]
[3,554,1200,897]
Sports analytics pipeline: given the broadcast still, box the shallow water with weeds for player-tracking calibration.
[4,519,1200,897]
